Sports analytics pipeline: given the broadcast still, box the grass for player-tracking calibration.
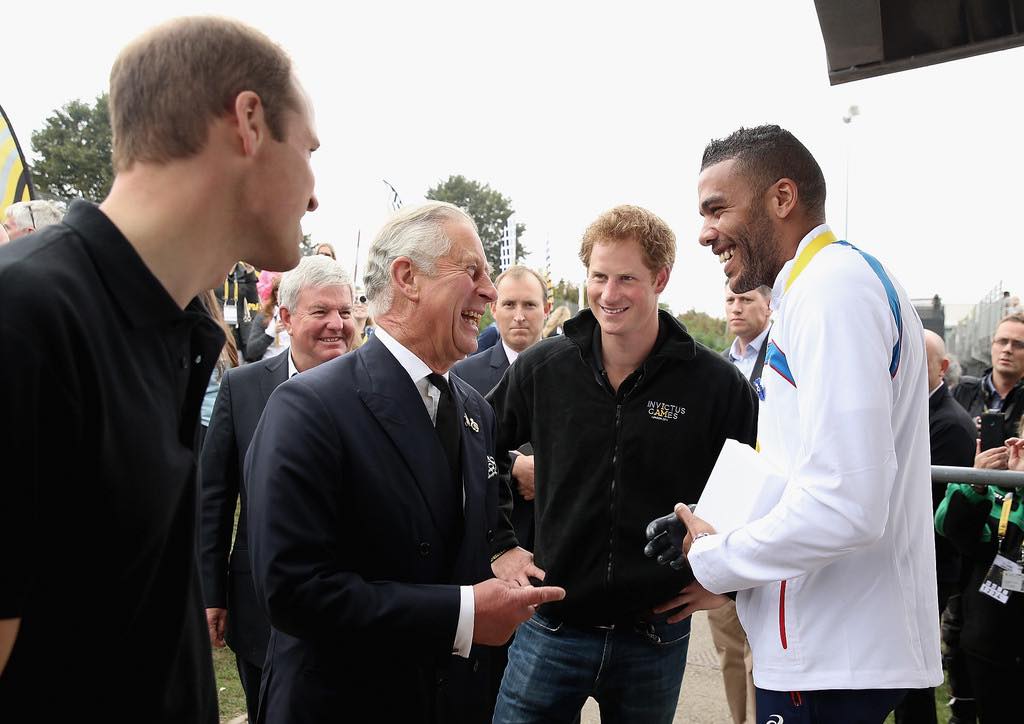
[211,499,247,722]
[883,676,951,724]
[212,645,247,723]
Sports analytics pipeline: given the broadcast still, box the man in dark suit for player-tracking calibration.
[453,264,551,549]
[895,330,980,724]
[246,201,565,724]
[199,254,356,723]
[922,330,978,603]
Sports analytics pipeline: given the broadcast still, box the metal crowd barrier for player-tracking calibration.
[932,465,1024,489]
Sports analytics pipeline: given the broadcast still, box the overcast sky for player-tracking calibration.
[6,1,1021,317]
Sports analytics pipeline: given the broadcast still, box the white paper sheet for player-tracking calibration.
[694,439,787,534]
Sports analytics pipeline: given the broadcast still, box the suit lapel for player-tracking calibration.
[489,341,509,372]
[259,352,290,405]
[355,337,458,538]
[450,376,489,582]
[488,341,511,392]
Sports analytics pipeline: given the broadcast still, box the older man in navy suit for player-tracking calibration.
[246,201,565,724]
[453,264,551,549]
[199,254,355,723]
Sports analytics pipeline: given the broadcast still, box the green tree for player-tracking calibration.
[551,278,582,313]
[30,94,113,202]
[426,175,527,273]
[677,309,731,351]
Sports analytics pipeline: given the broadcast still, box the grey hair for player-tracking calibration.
[278,254,353,311]
[363,201,477,318]
[5,200,66,231]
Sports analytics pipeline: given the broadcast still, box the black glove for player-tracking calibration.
[643,506,693,571]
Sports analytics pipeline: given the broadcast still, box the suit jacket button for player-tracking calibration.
[486,529,494,543]
[419,542,431,556]
[472,659,480,673]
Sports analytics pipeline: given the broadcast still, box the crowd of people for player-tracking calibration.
[1,15,1023,724]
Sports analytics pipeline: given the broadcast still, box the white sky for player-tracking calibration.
[6,1,1021,316]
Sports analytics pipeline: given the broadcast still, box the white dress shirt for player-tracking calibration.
[374,327,475,658]
[727,326,770,380]
[501,339,519,366]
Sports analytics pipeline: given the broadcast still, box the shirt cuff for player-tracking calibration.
[688,533,727,595]
[452,585,474,658]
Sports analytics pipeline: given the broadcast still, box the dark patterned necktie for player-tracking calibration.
[427,373,461,488]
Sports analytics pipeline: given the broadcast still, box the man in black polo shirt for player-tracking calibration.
[0,17,319,722]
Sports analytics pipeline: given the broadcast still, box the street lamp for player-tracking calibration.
[842,105,859,239]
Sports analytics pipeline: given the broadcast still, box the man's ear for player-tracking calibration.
[768,178,799,221]
[233,91,266,157]
[390,257,421,303]
[940,358,950,377]
[279,306,293,334]
[653,266,671,295]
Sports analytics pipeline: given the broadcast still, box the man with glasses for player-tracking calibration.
[2,200,64,240]
[954,312,1024,449]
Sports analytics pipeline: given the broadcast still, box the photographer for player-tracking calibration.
[954,313,1024,447]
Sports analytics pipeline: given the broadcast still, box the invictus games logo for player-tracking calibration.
[647,400,685,422]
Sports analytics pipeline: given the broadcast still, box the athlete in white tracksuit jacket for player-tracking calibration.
[681,127,942,709]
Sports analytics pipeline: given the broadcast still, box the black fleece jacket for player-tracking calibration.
[487,309,757,625]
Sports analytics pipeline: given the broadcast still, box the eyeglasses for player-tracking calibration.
[992,337,1024,352]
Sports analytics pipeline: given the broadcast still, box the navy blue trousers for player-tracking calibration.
[756,687,909,723]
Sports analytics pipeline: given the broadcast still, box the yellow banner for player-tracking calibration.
[0,105,34,210]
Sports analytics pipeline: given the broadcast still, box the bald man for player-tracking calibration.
[922,330,976,603]
[895,331,980,724]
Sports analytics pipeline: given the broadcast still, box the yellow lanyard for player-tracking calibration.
[784,229,838,293]
[998,492,1014,540]
[223,277,238,303]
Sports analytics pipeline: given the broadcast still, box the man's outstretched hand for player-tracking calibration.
[472,578,566,646]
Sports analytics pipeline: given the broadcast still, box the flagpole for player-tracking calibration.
[382,179,403,211]
[352,229,361,286]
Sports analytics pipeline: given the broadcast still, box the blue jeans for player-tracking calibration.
[493,610,691,724]
[756,687,910,723]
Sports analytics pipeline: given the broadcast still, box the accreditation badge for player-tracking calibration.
[979,554,1022,603]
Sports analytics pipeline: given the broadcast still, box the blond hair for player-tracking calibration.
[579,205,675,275]
[543,305,573,337]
